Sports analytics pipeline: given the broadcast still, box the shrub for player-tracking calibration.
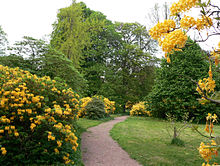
[84,97,109,120]
[130,102,151,117]
[0,65,81,165]
[96,96,115,114]
[79,96,115,119]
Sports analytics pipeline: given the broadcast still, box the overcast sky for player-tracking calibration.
[0,0,170,44]
[0,0,219,51]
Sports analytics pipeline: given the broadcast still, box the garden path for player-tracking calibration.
[81,116,141,166]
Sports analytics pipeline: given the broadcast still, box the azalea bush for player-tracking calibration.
[0,65,81,165]
[79,96,115,119]
[130,102,151,117]
[84,97,108,120]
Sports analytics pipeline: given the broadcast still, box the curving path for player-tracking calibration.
[81,116,141,166]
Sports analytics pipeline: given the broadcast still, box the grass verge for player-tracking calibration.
[110,116,220,166]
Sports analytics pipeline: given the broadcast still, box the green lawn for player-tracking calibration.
[110,116,220,166]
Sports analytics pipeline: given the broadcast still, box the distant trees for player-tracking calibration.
[0,2,158,110]
[0,37,87,93]
[0,25,8,56]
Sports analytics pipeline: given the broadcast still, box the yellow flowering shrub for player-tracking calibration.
[130,102,151,117]
[78,97,92,118]
[79,96,115,119]
[0,65,81,165]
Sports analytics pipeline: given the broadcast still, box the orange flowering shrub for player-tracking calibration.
[0,65,81,165]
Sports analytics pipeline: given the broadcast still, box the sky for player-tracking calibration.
[0,0,169,44]
[0,0,219,51]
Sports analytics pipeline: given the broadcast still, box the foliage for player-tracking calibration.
[99,22,158,112]
[0,65,82,165]
[80,5,121,97]
[79,96,115,119]
[171,137,185,147]
[148,40,219,121]
[0,25,8,56]
[50,1,90,68]
[165,112,193,147]
[130,101,151,117]
[84,97,109,120]
[1,36,87,94]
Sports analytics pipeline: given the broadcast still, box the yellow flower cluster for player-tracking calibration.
[196,66,216,95]
[211,42,220,66]
[149,19,176,40]
[196,16,213,31]
[204,113,217,134]
[78,97,92,117]
[1,147,7,155]
[198,113,218,166]
[161,29,188,56]
[103,97,115,114]
[198,140,218,164]
[0,65,80,164]
[149,19,187,62]
[130,102,151,117]
[170,0,199,15]
[180,15,196,29]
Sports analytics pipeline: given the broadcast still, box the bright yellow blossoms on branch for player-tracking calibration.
[180,16,196,29]
[198,140,218,164]
[211,42,220,66]
[170,0,199,15]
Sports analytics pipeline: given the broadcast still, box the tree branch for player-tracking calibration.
[191,78,220,105]
[192,125,215,139]
[209,3,220,11]
[195,33,220,42]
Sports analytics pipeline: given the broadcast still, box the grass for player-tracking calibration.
[110,116,220,166]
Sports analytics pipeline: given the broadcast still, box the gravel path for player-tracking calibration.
[81,116,141,166]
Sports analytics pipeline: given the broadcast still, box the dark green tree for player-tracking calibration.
[148,39,219,121]
[103,22,158,112]
[79,4,121,96]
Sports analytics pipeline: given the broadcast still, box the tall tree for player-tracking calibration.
[102,22,158,111]
[0,25,8,56]
[50,1,90,68]
[148,39,219,121]
[80,4,121,96]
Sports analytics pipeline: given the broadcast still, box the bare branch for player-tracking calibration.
[195,33,220,42]
[208,11,220,17]
[192,125,215,139]
[209,3,220,11]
